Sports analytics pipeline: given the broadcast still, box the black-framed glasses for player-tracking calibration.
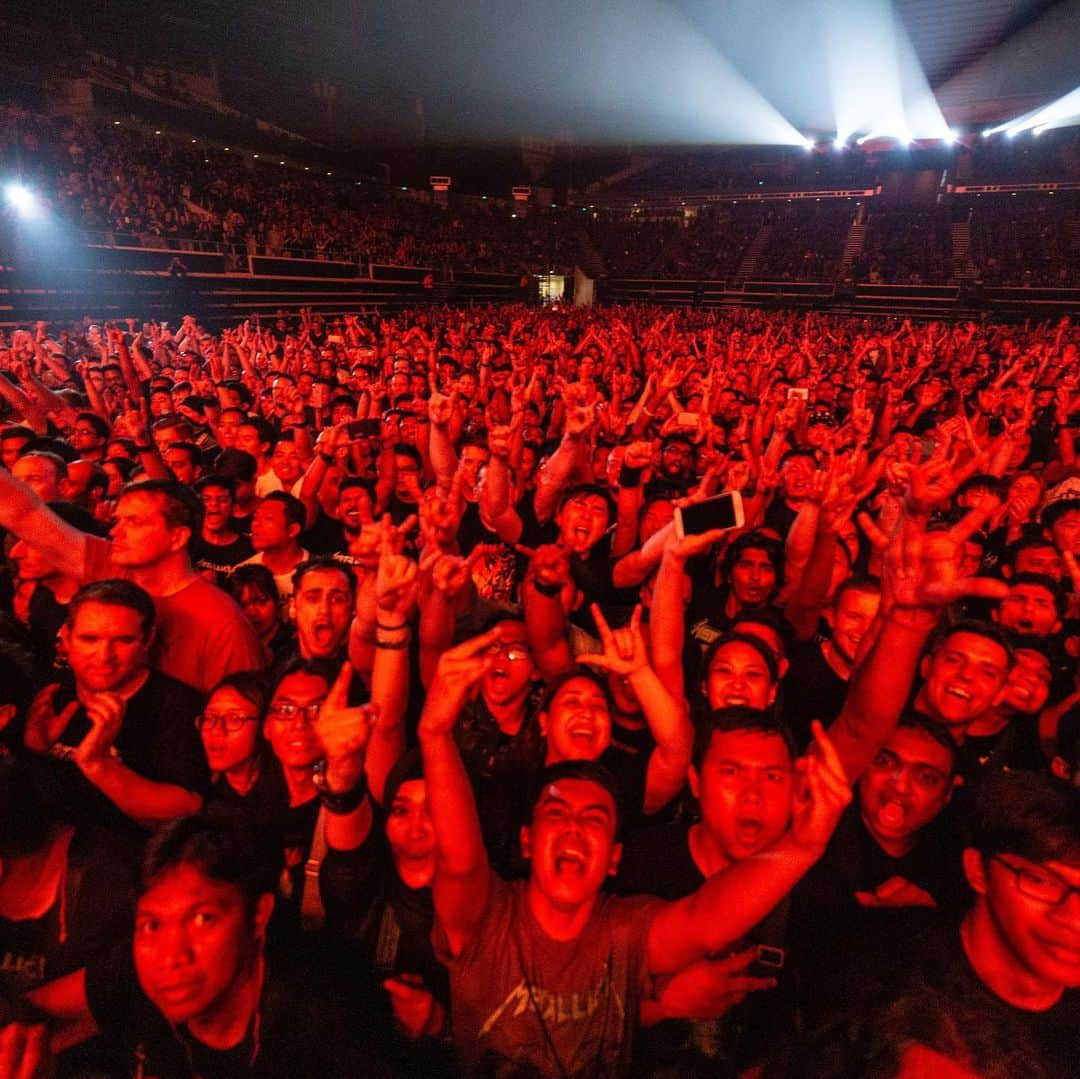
[268,700,322,725]
[197,711,257,733]
[992,854,1080,907]
[484,642,531,662]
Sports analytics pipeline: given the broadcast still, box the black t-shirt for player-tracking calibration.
[801,802,966,915]
[782,638,849,751]
[873,919,1080,1079]
[764,497,799,540]
[203,751,291,851]
[568,541,639,637]
[955,717,1046,781]
[45,669,208,827]
[191,534,255,584]
[457,500,500,555]
[611,817,702,900]
[792,802,966,1028]
[84,940,389,1078]
[300,513,347,557]
[0,822,140,998]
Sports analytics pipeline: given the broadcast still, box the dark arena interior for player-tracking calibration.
[1,2,1080,1076]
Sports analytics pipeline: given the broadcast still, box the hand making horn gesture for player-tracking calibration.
[578,604,649,678]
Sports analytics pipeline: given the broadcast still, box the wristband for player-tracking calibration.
[312,760,369,814]
[375,638,410,650]
[376,621,408,632]
[618,464,643,488]
[532,577,563,598]
[319,452,335,462]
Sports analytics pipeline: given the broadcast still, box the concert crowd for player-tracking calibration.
[0,303,1078,1077]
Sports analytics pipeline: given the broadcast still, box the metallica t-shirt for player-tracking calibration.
[435,875,661,1078]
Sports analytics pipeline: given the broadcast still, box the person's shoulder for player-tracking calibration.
[174,574,249,617]
[140,668,205,708]
[593,888,667,940]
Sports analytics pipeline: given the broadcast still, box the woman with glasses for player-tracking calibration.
[199,670,289,845]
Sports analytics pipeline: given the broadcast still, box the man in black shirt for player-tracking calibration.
[191,475,254,584]
[782,576,881,747]
[22,579,207,826]
[912,620,1015,777]
[3,817,387,1077]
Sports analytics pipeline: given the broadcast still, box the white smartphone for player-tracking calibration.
[674,491,745,540]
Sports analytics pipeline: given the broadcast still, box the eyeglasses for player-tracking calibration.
[268,700,323,725]
[484,642,531,662]
[197,711,257,733]
[992,855,1080,907]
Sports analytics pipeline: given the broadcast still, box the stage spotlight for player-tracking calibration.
[802,136,815,150]
[948,128,960,142]
[4,183,38,217]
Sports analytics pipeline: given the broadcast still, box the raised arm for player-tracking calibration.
[427,387,460,489]
[420,630,500,957]
[367,543,419,803]
[0,469,89,581]
[827,493,1008,783]
[649,529,729,701]
[479,424,524,544]
[314,662,376,852]
[522,545,577,680]
[578,605,693,815]
[533,398,590,523]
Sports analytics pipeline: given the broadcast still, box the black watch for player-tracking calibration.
[312,759,369,814]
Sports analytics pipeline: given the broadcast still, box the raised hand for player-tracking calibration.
[375,530,419,626]
[72,693,125,771]
[854,875,937,909]
[528,543,572,595]
[315,662,377,792]
[418,472,464,551]
[903,446,965,516]
[428,386,455,428]
[622,439,655,474]
[425,549,483,601]
[880,500,1007,618]
[562,384,594,439]
[0,1019,51,1079]
[649,948,777,1023]
[24,683,79,754]
[383,973,444,1040]
[789,721,853,855]
[487,424,513,460]
[577,604,649,677]
[419,628,501,737]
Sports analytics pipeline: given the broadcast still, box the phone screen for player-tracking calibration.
[678,493,741,536]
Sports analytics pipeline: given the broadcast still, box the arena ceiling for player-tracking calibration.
[7,0,1080,142]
